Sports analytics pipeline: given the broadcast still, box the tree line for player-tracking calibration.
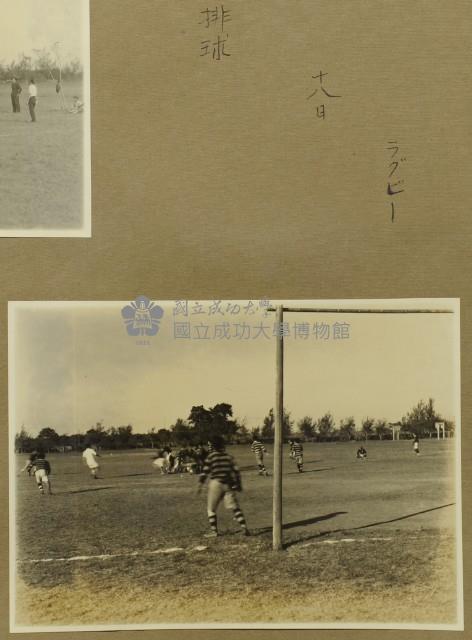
[15,398,454,453]
[0,49,82,82]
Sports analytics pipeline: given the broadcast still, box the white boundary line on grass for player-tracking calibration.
[17,545,209,564]
[17,537,397,564]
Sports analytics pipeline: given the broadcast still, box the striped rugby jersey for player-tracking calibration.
[251,441,266,456]
[29,459,51,474]
[199,450,240,487]
[292,442,303,456]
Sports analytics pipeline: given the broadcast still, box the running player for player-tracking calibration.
[251,437,269,476]
[292,439,304,472]
[197,435,250,538]
[20,450,39,476]
[82,445,101,478]
[23,450,52,495]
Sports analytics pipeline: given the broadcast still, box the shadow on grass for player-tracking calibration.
[254,511,347,536]
[110,473,153,478]
[350,502,456,531]
[240,460,323,472]
[287,467,334,475]
[284,502,455,548]
[65,486,115,494]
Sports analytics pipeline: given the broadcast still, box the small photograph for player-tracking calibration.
[0,0,90,236]
[9,299,462,631]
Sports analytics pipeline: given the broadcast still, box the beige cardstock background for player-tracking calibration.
[1,0,471,637]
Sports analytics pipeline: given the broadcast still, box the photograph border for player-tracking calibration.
[0,1,91,238]
[8,298,464,633]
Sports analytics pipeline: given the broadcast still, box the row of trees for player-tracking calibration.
[15,398,453,453]
[0,49,82,82]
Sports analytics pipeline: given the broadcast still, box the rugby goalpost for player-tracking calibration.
[267,304,454,551]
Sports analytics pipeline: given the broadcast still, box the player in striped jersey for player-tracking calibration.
[289,439,296,459]
[20,450,39,476]
[291,439,304,473]
[24,451,52,495]
[251,438,269,476]
[198,435,250,538]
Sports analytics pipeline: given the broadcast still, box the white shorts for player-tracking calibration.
[34,469,49,483]
[87,463,99,470]
[207,479,239,516]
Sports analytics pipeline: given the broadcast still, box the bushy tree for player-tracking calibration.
[445,419,455,437]
[209,403,238,441]
[401,398,441,437]
[85,422,107,447]
[15,427,34,453]
[37,427,60,451]
[316,413,335,441]
[361,417,375,441]
[374,419,390,440]
[157,428,172,444]
[338,417,356,441]
[187,405,212,442]
[234,420,251,444]
[117,425,133,448]
[250,426,261,440]
[261,408,293,440]
[171,418,193,445]
[298,416,316,440]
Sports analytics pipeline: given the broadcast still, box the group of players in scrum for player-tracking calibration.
[149,437,305,477]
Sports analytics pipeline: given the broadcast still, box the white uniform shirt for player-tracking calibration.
[28,83,37,97]
[83,448,99,466]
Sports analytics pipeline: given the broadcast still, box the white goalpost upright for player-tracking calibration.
[435,421,446,439]
[267,304,454,552]
[390,423,401,440]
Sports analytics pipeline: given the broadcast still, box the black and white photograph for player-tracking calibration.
[9,298,462,631]
[0,0,90,236]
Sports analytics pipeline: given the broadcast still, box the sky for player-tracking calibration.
[10,299,460,435]
[0,0,86,64]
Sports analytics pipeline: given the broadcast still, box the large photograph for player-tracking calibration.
[9,299,462,631]
[0,0,90,236]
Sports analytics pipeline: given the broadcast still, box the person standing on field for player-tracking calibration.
[292,439,304,472]
[413,436,420,455]
[82,445,101,478]
[11,77,22,113]
[251,437,269,476]
[289,439,296,459]
[28,78,38,122]
[197,435,250,538]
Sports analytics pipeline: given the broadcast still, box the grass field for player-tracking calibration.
[13,440,459,628]
[0,79,85,231]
